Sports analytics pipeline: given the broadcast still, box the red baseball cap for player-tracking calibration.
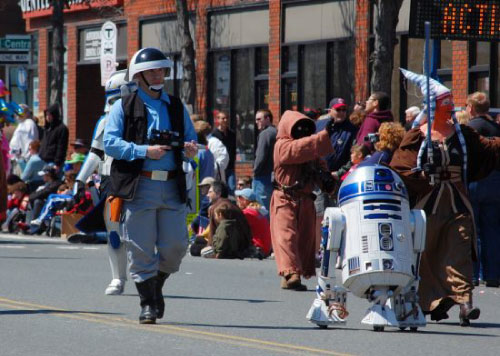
[329,98,347,109]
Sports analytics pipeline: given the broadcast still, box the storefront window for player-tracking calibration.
[209,51,231,121]
[282,78,298,112]
[302,43,326,112]
[497,45,500,107]
[256,47,268,75]
[328,40,355,107]
[233,48,255,162]
[391,37,401,121]
[282,40,354,114]
[405,38,424,109]
[208,47,268,162]
[473,42,490,67]
[440,40,452,69]
[283,46,298,73]
[469,42,491,99]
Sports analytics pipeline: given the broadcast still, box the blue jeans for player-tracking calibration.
[252,175,273,214]
[37,194,73,222]
[470,170,500,282]
[226,169,235,195]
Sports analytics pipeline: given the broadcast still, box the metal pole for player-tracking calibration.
[424,21,434,185]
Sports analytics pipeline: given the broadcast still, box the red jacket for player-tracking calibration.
[242,207,272,256]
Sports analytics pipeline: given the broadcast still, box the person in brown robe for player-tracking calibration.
[270,110,335,290]
[390,73,500,326]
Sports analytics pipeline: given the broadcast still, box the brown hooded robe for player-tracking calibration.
[270,111,334,278]
[390,125,500,311]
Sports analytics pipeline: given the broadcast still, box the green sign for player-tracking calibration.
[0,37,31,52]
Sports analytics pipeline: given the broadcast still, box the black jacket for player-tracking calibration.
[39,105,69,167]
[253,125,277,176]
[468,115,500,138]
[29,180,61,202]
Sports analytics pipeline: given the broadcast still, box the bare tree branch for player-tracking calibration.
[175,0,196,113]
[370,0,404,96]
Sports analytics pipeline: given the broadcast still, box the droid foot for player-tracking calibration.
[307,298,347,327]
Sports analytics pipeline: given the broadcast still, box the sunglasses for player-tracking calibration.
[336,108,347,112]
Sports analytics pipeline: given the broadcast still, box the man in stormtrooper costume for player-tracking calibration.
[74,70,132,295]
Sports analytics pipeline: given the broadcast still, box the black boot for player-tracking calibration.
[156,271,170,319]
[459,302,480,327]
[135,278,157,324]
[430,298,455,322]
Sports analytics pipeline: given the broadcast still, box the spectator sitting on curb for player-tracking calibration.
[203,202,252,259]
[235,188,272,259]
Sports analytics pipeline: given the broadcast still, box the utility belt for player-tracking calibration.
[140,170,178,181]
[273,181,316,201]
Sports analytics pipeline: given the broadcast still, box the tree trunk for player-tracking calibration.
[50,0,66,112]
[175,0,196,114]
[370,0,403,96]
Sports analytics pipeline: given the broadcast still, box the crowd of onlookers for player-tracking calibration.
[1,104,92,236]
[1,90,499,289]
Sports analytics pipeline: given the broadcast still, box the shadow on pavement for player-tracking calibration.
[167,321,314,330]
[382,326,498,337]
[0,309,121,316]
[120,293,281,303]
[0,256,80,260]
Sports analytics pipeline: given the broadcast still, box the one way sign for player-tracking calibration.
[0,52,29,64]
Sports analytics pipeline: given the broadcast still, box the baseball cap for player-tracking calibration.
[65,153,86,164]
[329,98,347,110]
[71,138,88,148]
[38,163,57,176]
[198,176,215,187]
[234,188,256,201]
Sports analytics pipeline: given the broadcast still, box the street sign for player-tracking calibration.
[100,21,117,86]
[0,35,31,52]
[0,52,29,64]
[409,0,500,41]
[17,67,28,91]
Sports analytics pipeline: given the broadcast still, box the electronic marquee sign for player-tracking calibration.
[409,0,500,41]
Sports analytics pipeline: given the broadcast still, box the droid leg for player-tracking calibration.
[307,208,348,328]
[361,288,399,330]
[104,200,127,295]
[395,209,427,329]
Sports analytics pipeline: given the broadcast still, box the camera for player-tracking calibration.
[149,129,183,148]
[364,133,380,144]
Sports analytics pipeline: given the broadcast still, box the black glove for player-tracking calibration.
[422,162,437,177]
[73,180,86,204]
[325,119,335,136]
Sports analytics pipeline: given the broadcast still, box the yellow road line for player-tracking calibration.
[0,297,353,356]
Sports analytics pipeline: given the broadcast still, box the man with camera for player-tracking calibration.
[314,98,358,220]
[356,91,394,152]
[104,47,197,324]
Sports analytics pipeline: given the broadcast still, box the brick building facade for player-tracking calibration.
[16,0,500,179]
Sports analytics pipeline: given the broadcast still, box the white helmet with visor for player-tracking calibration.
[125,47,173,92]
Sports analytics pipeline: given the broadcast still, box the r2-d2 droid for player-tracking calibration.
[307,165,427,331]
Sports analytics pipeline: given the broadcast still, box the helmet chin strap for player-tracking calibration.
[140,72,163,93]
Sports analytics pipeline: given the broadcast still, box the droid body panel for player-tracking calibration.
[307,165,427,331]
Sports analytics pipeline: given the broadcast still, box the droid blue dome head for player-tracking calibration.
[125,48,173,92]
[337,165,408,206]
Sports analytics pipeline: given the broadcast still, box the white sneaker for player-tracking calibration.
[30,219,42,226]
[105,279,125,295]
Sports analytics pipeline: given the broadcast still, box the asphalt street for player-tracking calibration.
[0,233,499,356]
